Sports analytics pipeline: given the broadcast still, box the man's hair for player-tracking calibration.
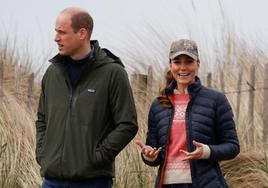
[71,11,94,39]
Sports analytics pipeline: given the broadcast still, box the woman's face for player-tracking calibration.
[169,55,199,88]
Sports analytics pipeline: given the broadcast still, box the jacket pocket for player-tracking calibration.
[94,147,106,167]
[94,147,111,168]
[95,148,102,164]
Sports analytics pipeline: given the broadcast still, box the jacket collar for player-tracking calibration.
[49,40,99,65]
[49,40,124,69]
[165,76,202,98]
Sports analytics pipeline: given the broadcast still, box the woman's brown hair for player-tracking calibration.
[156,69,174,108]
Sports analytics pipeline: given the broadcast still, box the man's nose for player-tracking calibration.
[54,34,60,42]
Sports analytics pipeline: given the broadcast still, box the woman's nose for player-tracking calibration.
[179,62,187,69]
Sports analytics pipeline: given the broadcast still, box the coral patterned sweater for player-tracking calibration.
[163,93,192,184]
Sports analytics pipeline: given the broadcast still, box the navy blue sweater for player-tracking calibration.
[65,46,95,87]
[142,77,240,188]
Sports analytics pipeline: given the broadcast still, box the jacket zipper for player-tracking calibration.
[185,97,197,187]
[158,108,174,188]
[60,80,73,178]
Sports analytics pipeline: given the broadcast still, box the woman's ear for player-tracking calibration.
[195,59,200,68]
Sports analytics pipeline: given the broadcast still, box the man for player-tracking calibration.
[35,7,138,188]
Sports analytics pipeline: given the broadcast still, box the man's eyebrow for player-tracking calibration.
[55,28,64,32]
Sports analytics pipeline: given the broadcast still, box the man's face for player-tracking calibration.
[54,13,82,58]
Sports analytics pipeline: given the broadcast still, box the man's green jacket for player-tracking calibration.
[36,41,138,180]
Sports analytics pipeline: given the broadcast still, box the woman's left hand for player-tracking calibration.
[180,140,207,161]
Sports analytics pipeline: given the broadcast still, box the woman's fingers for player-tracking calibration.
[135,140,152,156]
[193,140,203,147]
[180,149,189,155]
[154,147,162,155]
[149,149,155,156]
[144,146,161,158]
[148,147,162,156]
[180,141,205,160]
[181,150,197,161]
[137,140,206,160]
[135,140,161,158]
[181,156,192,161]
[135,140,145,149]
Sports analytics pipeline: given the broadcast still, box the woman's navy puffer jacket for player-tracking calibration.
[142,77,240,188]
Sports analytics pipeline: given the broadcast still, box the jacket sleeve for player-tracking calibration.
[96,65,138,164]
[208,93,240,161]
[35,75,47,165]
[142,100,162,166]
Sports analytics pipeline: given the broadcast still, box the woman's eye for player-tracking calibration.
[187,60,194,64]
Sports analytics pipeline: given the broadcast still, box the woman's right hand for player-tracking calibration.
[135,140,162,160]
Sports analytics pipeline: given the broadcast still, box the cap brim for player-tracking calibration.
[170,51,198,61]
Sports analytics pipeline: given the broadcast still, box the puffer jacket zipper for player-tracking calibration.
[157,107,174,188]
[185,96,197,187]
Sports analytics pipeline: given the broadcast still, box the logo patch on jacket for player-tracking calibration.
[87,89,96,93]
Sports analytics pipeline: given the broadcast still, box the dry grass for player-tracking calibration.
[210,37,268,153]
[0,89,41,188]
[221,153,268,188]
[0,36,41,187]
[1,38,268,188]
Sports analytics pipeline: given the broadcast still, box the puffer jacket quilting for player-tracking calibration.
[142,77,240,188]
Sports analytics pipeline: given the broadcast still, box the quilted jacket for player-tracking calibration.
[142,77,240,188]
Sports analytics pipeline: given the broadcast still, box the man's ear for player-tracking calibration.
[79,28,88,40]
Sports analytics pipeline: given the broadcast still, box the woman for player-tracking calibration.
[136,39,240,188]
